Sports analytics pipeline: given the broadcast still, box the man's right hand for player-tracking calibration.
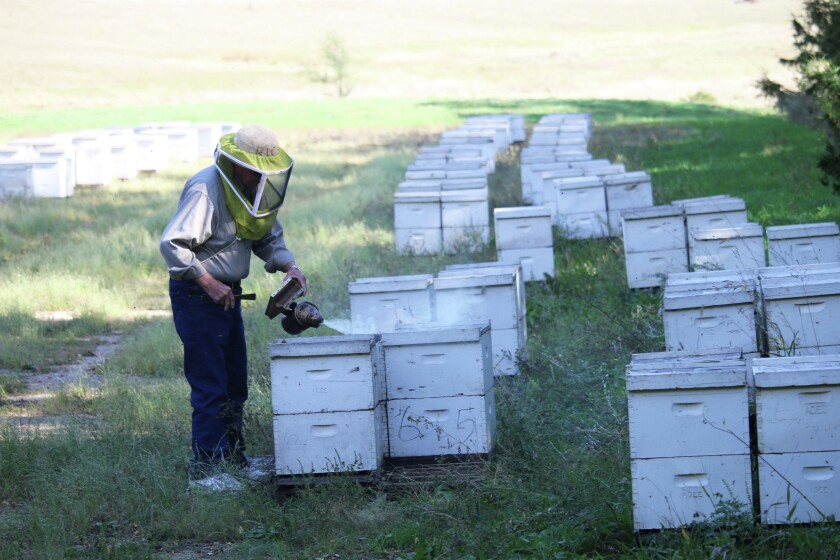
[194,273,235,311]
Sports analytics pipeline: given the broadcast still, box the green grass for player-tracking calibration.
[1,98,839,559]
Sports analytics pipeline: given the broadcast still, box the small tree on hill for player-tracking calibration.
[309,32,352,98]
[758,0,840,196]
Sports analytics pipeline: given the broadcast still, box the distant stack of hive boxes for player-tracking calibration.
[752,355,840,525]
[627,349,753,531]
[621,195,752,288]
[521,114,655,240]
[394,114,522,255]
[347,262,526,377]
[268,324,496,476]
[0,121,239,199]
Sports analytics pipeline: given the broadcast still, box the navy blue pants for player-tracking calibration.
[169,279,248,463]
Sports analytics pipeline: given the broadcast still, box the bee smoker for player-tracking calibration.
[265,277,324,335]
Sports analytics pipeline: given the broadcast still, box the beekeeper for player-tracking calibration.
[160,124,307,473]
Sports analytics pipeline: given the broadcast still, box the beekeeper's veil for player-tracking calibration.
[214,125,294,239]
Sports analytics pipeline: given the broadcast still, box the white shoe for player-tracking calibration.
[188,472,244,493]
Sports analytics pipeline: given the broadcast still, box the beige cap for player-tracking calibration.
[233,124,280,157]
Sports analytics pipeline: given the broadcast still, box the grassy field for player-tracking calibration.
[3,0,840,557]
[1,96,840,558]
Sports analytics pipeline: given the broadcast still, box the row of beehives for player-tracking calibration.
[0,121,239,199]
[347,261,527,377]
[520,113,655,239]
[627,348,840,530]
[662,263,840,359]
[394,114,525,254]
[621,194,840,288]
[268,323,496,476]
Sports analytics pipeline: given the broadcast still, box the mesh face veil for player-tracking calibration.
[214,127,294,219]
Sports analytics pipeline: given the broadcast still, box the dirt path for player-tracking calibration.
[1,333,124,432]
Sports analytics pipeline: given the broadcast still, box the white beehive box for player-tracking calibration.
[673,195,748,233]
[631,454,753,531]
[194,122,224,157]
[497,246,555,282]
[621,205,687,252]
[752,355,840,454]
[159,127,199,163]
[553,176,608,238]
[109,135,139,180]
[135,132,170,173]
[437,137,495,162]
[274,405,385,475]
[348,274,433,333]
[663,273,759,354]
[381,323,492,400]
[405,168,486,181]
[441,262,526,321]
[407,160,486,172]
[494,206,553,250]
[71,133,112,187]
[441,189,489,228]
[434,270,520,330]
[690,223,766,272]
[523,161,574,204]
[625,249,689,289]
[268,335,384,414]
[394,191,441,229]
[396,227,442,255]
[604,172,654,234]
[759,264,840,355]
[531,166,585,206]
[758,450,840,524]
[626,357,750,459]
[30,158,73,198]
[767,222,840,266]
[386,392,495,458]
[0,162,32,198]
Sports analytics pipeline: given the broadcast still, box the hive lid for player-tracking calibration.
[626,363,748,391]
[269,334,379,358]
[690,223,764,241]
[620,204,684,220]
[439,179,487,191]
[348,274,433,294]
[440,189,487,202]
[604,171,652,186]
[434,271,516,289]
[752,355,840,387]
[674,196,746,215]
[541,168,585,180]
[630,347,744,363]
[665,269,756,291]
[766,222,840,240]
[393,191,440,203]
[551,176,604,190]
[760,277,840,300]
[494,206,552,220]
[662,285,756,310]
[380,321,491,346]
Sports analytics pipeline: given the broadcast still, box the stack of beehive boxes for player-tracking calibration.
[621,195,752,288]
[621,205,689,289]
[493,206,555,281]
[752,355,840,524]
[627,349,753,531]
[393,114,522,255]
[381,323,495,459]
[0,121,239,199]
[268,324,496,475]
[269,335,387,476]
